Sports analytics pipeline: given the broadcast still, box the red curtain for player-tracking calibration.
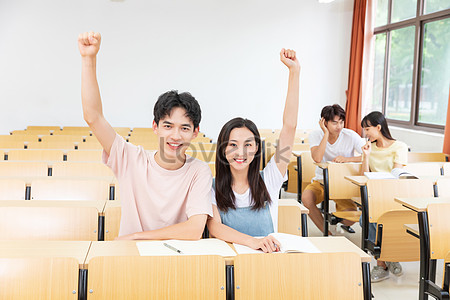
[345,0,368,136]
[443,86,450,155]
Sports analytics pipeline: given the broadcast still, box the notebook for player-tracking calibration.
[233,233,321,254]
[136,238,237,257]
[364,168,418,180]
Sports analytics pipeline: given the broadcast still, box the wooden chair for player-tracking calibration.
[130,127,154,134]
[31,179,110,201]
[0,134,39,143]
[113,127,131,137]
[234,252,364,300]
[77,140,103,150]
[366,179,434,261]
[0,257,79,299]
[40,135,85,143]
[52,162,114,178]
[104,200,122,241]
[327,163,362,223]
[7,149,64,161]
[278,199,308,236]
[437,178,450,197]
[11,129,50,135]
[0,179,26,200]
[27,141,76,150]
[66,150,103,162]
[0,201,100,240]
[87,255,225,299]
[286,155,299,194]
[290,151,315,199]
[408,152,448,163]
[0,161,48,177]
[292,143,310,151]
[405,162,442,176]
[0,141,26,149]
[192,136,212,143]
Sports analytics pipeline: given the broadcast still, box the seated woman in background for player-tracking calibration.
[206,49,300,253]
[360,111,408,282]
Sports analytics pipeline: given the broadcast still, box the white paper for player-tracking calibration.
[364,172,396,179]
[233,233,321,254]
[136,238,237,257]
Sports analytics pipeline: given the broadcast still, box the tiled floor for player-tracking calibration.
[282,191,445,300]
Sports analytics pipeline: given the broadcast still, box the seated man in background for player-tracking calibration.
[301,104,364,235]
[78,31,212,240]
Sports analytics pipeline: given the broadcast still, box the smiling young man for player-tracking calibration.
[301,104,365,235]
[78,32,212,240]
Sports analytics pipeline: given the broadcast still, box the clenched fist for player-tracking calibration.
[78,32,101,57]
[280,48,300,72]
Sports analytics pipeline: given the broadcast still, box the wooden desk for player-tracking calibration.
[394,197,450,300]
[86,237,371,300]
[278,198,309,237]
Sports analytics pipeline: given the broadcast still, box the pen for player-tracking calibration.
[163,242,183,254]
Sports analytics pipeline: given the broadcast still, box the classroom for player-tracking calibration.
[0,0,449,299]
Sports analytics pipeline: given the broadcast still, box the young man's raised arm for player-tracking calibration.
[79,32,116,155]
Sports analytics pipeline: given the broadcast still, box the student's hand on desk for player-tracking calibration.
[333,156,349,163]
[78,31,101,57]
[280,48,300,72]
[248,236,281,253]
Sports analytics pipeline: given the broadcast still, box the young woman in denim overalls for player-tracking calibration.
[206,49,300,253]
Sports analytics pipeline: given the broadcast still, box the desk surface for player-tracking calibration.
[0,240,91,267]
[278,198,309,214]
[0,199,107,211]
[394,197,450,212]
[292,150,309,157]
[345,176,368,186]
[86,237,371,265]
[404,224,419,236]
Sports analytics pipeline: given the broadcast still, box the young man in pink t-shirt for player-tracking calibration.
[78,32,213,240]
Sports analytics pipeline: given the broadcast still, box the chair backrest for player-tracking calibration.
[234,252,363,300]
[328,163,362,200]
[66,150,103,162]
[87,255,226,300]
[367,179,434,223]
[278,199,305,236]
[437,178,450,197]
[0,141,26,149]
[7,149,64,161]
[377,210,420,262]
[0,179,26,200]
[31,179,110,201]
[77,140,103,150]
[404,162,442,176]
[0,161,48,177]
[0,203,99,240]
[292,143,310,151]
[286,157,298,194]
[0,134,39,143]
[300,152,315,191]
[27,141,76,150]
[408,152,448,163]
[428,203,450,260]
[52,162,114,177]
[0,257,79,299]
[104,201,122,241]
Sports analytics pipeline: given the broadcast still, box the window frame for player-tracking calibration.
[373,0,450,133]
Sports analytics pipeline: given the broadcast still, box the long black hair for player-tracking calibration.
[361,111,395,141]
[215,117,271,212]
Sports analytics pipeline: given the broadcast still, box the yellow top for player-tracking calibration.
[369,140,408,172]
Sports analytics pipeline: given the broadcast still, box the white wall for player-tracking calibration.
[390,127,444,152]
[0,0,354,140]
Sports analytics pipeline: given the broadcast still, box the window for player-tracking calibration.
[370,0,450,131]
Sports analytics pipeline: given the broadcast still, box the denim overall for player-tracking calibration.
[213,172,274,237]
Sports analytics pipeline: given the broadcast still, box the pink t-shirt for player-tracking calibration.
[103,134,213,236]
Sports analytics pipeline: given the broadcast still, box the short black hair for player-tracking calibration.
[321,104,346,122]
[153,90,201,130]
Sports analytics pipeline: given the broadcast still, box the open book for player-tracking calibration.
[233,233,321,254]
[136,238,237,257]
[364,168,418,180]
